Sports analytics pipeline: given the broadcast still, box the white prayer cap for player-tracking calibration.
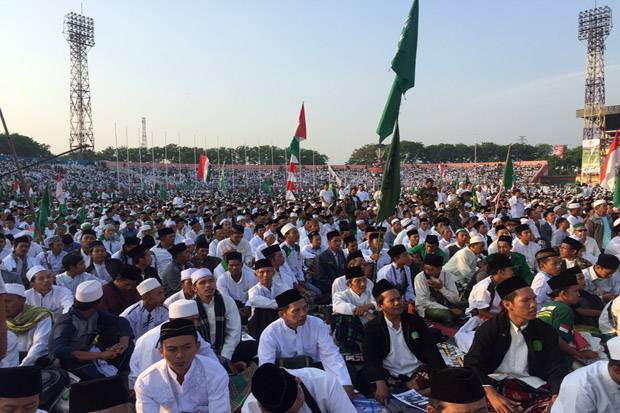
[469,235,485,245]
[180,268,196,281]
[5,283,25,298]
[236,215,245,222]
[390,218,400,225]
[401,218,412,228]
[520,218,529,224]
[592,199,607,209]
[608,336,620,360]
[169,299,199,319]
[567,202,581,209]
[356,219,365,226]
[289,212,298,218]
[463,202,472,208]
[75,280,103,303]
[219,218,230,225]
[418,211,427,218]
[264,230,275,238]
[312,214,320,219]
[137,278,161,296]
[191,268,213,284]
[15,230,34,239]
[183,238,195,246]
[26,265,49,281]
[140,224,152,231]
[491,217,501,224]
[614,218,620,228]
[552,206,562,213]
[280,223,296,236]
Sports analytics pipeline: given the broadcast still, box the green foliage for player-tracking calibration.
[547,146,582,175]
[95,144,328,165]
[0,134,52,158]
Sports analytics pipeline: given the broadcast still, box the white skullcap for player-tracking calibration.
[191,268,213,284]
[492,217,501,224]
[608,336,620,361]
[464,202,472,208]
[236,215,245,221]
[169,299,199,319]
[264,230,275,238]
[356,219,365,226]
[469,235,485,245]
[401,218,412,228]
[312,214,320,219]
[75,280,103,303]
[15,230,33,239]
[26,265,49,281]
[614,218,620,228]
[592,199,607,209]
[567,202,581,209]
[520,218,529,224]
[183,238,195,246]
[140,224,152,231]
[390,218,400,225]
[180,268,196,281]
[280,223,296,236]
[553,206,562,213]
[289,212,298,218]
[219,218,230,225]
[5,283,26,298]
[137,278,161,296]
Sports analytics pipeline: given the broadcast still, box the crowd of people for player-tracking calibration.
[0,159,618,413]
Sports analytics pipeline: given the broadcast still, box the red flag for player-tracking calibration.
[438,162,445,177]
[197,154,210,182]
[294,103,307,140]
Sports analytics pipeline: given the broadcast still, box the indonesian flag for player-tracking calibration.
[26,180,33,197]
[286,103,306,200]
[197,154,211,182]
[438,162,445,177]
[12,177,20,194]
[600,132,620,191]
[492,191,501,205]
[55,173,64,202]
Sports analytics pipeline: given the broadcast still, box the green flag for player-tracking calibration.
[78,207,87,224]
[159,185,167,202]
[377,0,419,143]
[502,145,515,190]
[59,200,69,217]
[261,177,273,195]
[376,123,401,224]
[614,166,620,208]
[219,166,227,193]
[34,184,51,239]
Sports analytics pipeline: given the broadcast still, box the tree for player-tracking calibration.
[347,144,383,164]
[0,134,52,158]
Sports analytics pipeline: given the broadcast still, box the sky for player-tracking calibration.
[1,0,619,163]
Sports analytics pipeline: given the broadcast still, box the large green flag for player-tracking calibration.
[34,184,51,239]
[502,145,515,190]
[376,123,401,224]
[377,0,419,143]
[613,166,620,208]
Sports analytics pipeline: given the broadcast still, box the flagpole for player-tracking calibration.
[177,133,181,183]
[125,126,131,193]
[138,127,143,188]
[114,123,120,191]
[217,137,220,167]
[312,150,316,191]
[164,131,168,191]
[270,141,274,177]
[244,141,248,191]
[230,148,235,190]
[151,130,155,193]
[284,146,288,190]
[299,146,302,192]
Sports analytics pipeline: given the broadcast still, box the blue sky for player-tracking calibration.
[1,0,619,163]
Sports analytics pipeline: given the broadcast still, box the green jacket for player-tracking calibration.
[408,243,449,264]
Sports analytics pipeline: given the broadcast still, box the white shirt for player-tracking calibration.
[249,235,264,254]
[128,322,217,388]
[599,297,620,336]
[247,282,286,311]
[216,266,258,304]
[0,331,18,368]
[258,316,352,386]
[509,196,525,218]
[242,367,356,413]
[200,294,242,360]
[382,315,422,377]
[467,276,502,314]
[531,271,552,311]
[120,301,169,340]
[331,275,374,296]
[25,285,73,314]
[163,290,192,307]
[442,247,479,288]
[215,238,253,266]
[512,239,541,272]
[91,262,112,283]
[552,360,620,413]
[413,270,459,317]
[135,355,230,413]
[150,245,172,271]
[332,287,375,324]
[13,316,52,366]
[376,263,415,302]
[583,266,620,297]
[35,250,67,273]
[55,271,100,295]
[490,321,546,389]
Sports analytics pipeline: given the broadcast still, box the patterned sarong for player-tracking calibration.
[488,379,551,413]
[333,314,365,354]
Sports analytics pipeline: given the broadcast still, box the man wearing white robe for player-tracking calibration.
[24,266,73,315]
[120,278,168,340]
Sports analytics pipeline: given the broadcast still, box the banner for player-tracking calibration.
[581,139,600,175]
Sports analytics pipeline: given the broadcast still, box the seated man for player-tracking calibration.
[135,319,230,412]
[164,267,195,306]
[0,366,42,413]
[332,266,376,353]
[120,278,168,340]
[243,363,356,413]
[582,254,620,304]
[52,280,133,380]
[486,235,532,285]
[558,236,592,271]
[537,268,599,365]
[362,279,446,403]
[442,235,486,295]
[408,234,449,264]
[426,367,488,413]
[247,259,285,340]
[551,336,620,412]
[315,230,347,293]
[216,251,257,324]
[413,254,463,326]
[4,283,52,366]
[377,244,416,304]
[464,276,570,413]
[24,265,73,315]
[99,264,141,315]
[161,242,191,296]
[531,248,562,310]
[128,299,217,388]
[257,289,354,398]
[192,268,256,371]
[261,244,297,292]
[331,250,375,294]
[85,241,114,283]
[55,252,100,295]
[36,235,66,274]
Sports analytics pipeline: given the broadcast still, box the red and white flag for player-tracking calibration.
[286,103,306,200]
[12,177,20,194]
[55,173,64,202]
[438,162,445,177]
[601,132,620,191]
[197,154,211,182]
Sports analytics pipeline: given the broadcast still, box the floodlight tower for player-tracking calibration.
[141,117,148,149]
[578,6,612,145]
[63,12,95,158]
